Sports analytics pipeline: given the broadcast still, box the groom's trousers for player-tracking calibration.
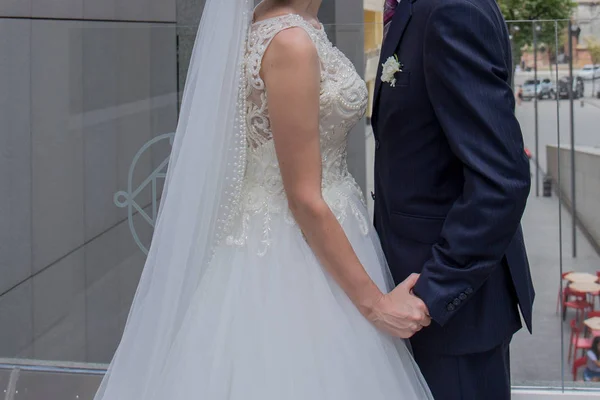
[412,338,511,400]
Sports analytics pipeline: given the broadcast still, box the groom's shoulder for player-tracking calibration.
[418,0,494,14]
[417,0,497,24]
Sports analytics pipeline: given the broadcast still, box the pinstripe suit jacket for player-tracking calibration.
[372,0,535,355]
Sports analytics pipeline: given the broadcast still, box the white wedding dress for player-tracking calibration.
[143,14,432,400]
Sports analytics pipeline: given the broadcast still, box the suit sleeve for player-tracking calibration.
[412,0,531,326]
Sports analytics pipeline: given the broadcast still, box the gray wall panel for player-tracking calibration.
[32,249,86,361]
[116,25,153,211]
[32,249,85,339]
[82,0,116,21]
[150,25,178,194]
[82,25,120,239]
[33,298,86,362]
[85,267,121,363]
[547,145,600,249]
[83,0,176,22]
[0,0,32,17]
[116,0,150,22]
[0,20,33,295]
[0,281,33,357]
[31,20,85,274]
[83,215,147,363]
[176,0,205,96]
[32,0,83,19]
[150,0,176,23]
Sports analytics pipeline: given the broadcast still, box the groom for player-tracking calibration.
[372,0,535,398]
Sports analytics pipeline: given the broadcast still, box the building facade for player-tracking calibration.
[574,0,600,39]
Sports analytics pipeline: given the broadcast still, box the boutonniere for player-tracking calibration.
[381,54,404,87]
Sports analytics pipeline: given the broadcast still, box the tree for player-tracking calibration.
[498,0,575,75]
[585,37,600,94]
[585,37,600,64]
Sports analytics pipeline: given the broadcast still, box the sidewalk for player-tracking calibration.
[511,167,600,385]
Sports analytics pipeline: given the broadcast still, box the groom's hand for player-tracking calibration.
[367,274,431,338]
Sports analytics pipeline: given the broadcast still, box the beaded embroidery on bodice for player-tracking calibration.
[226,14,369,254]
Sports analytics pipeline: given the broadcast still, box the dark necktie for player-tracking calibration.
[383,0,399,40]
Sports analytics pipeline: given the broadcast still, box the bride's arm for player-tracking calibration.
[261,28,430,338]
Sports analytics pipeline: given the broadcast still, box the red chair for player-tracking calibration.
[585,311,600,337]
[557,271,575,315]
[573,356,587,381]
[586,311,600,319]
[570,319,593,363]
[563,287,593,321]
[591,271,600,309]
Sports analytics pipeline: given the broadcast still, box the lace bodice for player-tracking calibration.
[226,14,369,254]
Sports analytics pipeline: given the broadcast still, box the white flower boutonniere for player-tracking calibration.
[381,54,403,87]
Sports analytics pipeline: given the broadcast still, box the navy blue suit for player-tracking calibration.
[372,0,535,397]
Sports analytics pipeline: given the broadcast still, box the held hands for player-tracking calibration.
[366,274,431,339]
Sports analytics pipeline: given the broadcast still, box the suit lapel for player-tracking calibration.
[373,0,413,125]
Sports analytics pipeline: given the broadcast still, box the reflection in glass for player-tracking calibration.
[0,21,178,367]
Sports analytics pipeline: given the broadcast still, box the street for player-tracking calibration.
[515,78,600,174]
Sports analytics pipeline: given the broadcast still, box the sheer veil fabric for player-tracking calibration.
[93,0,253,397]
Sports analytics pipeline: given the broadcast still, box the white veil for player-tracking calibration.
[94,0,253,397]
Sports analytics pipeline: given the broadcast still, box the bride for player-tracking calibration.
[94,0,433,398]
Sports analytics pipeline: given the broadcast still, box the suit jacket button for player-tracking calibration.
[465,287,473,295]
[453,298,461,306]
[447,303,456,312]
[371,191,376,201]
[459,293,467,301]
[375,139,381,150]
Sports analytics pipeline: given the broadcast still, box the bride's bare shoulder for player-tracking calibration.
[262,27,317,72]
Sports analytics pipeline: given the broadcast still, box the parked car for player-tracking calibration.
[539,78,556,99]
[578,64,600,80]
[522,79,555,100]
[558,76,584,99]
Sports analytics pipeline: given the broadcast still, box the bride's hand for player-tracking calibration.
[366,274,431,339]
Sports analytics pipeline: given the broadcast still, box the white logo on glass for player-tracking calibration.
[114,132,175,255]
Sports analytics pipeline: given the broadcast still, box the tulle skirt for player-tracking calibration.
[145,183,432,400]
